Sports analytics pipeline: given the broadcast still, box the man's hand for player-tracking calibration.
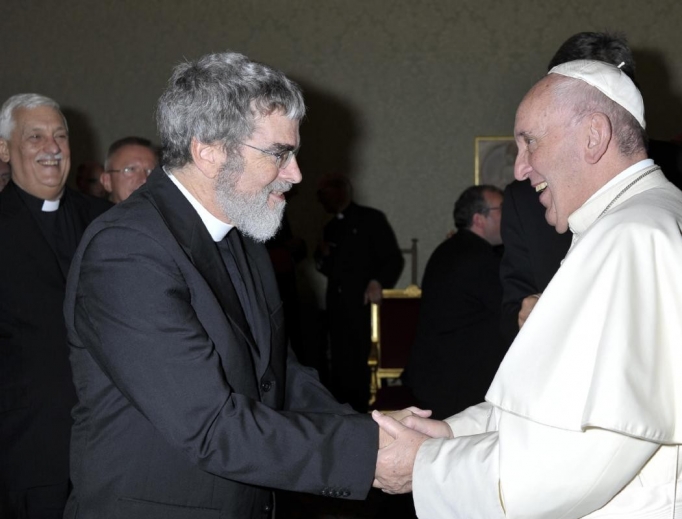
[379,407,432,448]
[364,280,383,305]
[518,293,541,329]
[373,411,429,494]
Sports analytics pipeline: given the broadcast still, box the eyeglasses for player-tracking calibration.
[482,205,502,216]
[105,166,154,177]
[241,143,299,169]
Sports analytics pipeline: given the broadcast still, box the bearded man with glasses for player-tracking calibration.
[62,51,423,519]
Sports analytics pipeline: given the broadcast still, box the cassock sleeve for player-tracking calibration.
[413,408,658,519]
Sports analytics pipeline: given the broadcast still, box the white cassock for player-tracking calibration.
[413,159,682,519]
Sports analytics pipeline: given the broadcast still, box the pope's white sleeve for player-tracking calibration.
[444,402,498,437]
[412,402,504,518]
[413,410,659,519]
[414,431,505,519]
[499,412,659,519]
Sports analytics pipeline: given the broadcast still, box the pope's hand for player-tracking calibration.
[518,293,541,329]
[401,415,453,439]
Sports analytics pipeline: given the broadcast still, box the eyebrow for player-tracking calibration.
[25,125,68,133]
[267,142,298,153]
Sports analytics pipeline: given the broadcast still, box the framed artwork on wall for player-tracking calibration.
[474,136,518,190]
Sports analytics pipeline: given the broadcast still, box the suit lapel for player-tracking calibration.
[144,169,258,352]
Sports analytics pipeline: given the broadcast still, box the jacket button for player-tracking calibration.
[342,490,350,497]
[261,381,272,392]
[263,504,272,512]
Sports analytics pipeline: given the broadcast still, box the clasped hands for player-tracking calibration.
[374,407,452,494]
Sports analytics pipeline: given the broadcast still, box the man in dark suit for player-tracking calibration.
[404,185,506,419]
[0,94,111,519]
[63,52,417,519]
[316,174,404,412]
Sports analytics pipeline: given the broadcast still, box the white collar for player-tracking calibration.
[166,168,233,242]
[41,199,60,212]
[568,159,657,239]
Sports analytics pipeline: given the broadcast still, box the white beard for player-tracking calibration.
[215,160,289,243]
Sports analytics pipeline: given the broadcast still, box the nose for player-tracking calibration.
[514,148,532,181]
[44,136,61,154]
[280,156,302,184]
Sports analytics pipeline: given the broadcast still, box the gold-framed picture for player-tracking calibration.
[474,136,518,189]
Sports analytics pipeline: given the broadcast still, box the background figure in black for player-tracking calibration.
[0,94,111,519]
[500,31,682,345]
[316,174,404,412]
[404,185,505,420]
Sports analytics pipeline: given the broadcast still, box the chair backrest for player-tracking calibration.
[369,285,422,404]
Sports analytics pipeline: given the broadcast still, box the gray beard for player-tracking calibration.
[215,160,289,243]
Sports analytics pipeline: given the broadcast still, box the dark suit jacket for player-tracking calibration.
[0,182,110,508]
[403,229,506,420]
[63,170,377,519]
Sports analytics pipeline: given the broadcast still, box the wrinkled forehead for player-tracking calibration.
[515,76,563,128]
[13,105,67,132]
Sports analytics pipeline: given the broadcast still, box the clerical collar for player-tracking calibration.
[165,168,233,242]
[14,183,63,212]
[42,199,60,212]
[586,158,654,202]
[568,158,657,238]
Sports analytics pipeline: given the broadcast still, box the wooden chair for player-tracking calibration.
[368,285,421,410]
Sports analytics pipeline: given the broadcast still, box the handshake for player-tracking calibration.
[372,407,453,494]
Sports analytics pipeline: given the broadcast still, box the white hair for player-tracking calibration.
[0,93,66,140]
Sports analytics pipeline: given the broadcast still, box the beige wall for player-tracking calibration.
[2,0,682,297]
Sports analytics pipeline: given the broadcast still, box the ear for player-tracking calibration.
[190,138,225,179]
[100,172,113,194]
[0,139,9,163]
[471,212,486,230]
[584,112,611,164]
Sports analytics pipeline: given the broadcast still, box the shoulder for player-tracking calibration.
[79,188,165,251]
[426,233,486,270]
[350,203,387,221]
[65,187,113,218]
[0,182,23,216]
[605,185,682,234]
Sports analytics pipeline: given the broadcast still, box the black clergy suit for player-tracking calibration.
[317,202,404,412]
[63,170,377,519]
[403,229,506,420]
[0,181,111,518]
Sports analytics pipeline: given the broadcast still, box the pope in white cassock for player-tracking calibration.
[372,60,682,519]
